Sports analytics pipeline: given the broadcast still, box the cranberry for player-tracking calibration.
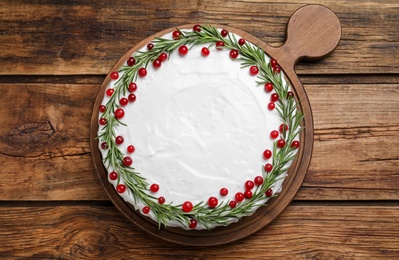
[110,71,119,80]
[128,82,137,92]
[99,118,107,125]
[182,201,193,212]
[270,58,278,68]
[127,145,135,153]
[244,190,253,199]
[159,52,168,62]
[128,94,136,102]
[100,142,108,150]
[245,180,255,190]
[265,188,273,197]
[273,66,281,74]
[264,82,273,92]
[189,219,197,228]
[153,59,161,68]
[268,102,275,110]
[220,29,228,37]
[249,66,259,75]
[142,206,150,214]
[279,124,289,133]
[277,139,286,148]
[229,49,239,59]
[115,136,124,145]
[109,171,118,180]
[254,176,264,186]
[138,68,147,77]
[106,88,114,97]
[270,130,279,139]
[201,47,210,56]
[114,108,125,119]
[208,197,218,208]
[229,201,237,208]
[147,43,154,50]
[291,140,300,149]
[235,192,244,202]
[158,196,165,204]
[263,149,272,159]
[238,38,245,45]
[123,156,132,166]
[271,93,279,102]
[119,97,128,106]
[127,57,136,66]
[116,184,126,193]
[264,163,273,172]
[193,24,201,32]
[99,105,106,113]
[178,45,188,55]
[220,188,228,196]
[216,41,224,50]
[150,183,159,192]
[172,30,181,39]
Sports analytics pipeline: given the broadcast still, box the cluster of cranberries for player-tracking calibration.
[140,183,164,215]
[113,182,163,216]
[99,67,143,173]
[263,59,288,111]
[181,172,274,229]
[270,57,281,74]
[248,52,280,77]
[263,61,300,149]
[172,25,246,67]
[266,123,300,156]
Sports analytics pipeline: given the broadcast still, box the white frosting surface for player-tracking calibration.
[99,30,296,229]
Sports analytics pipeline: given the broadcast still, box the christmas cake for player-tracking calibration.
[97,24,302,230]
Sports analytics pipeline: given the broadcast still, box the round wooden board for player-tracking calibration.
[90,5,340,246]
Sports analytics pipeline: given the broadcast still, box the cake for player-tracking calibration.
[97,24,302,230]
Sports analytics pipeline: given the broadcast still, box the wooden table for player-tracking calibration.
[1,0,398,258]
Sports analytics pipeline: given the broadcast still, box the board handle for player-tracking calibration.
[270,5,341,69]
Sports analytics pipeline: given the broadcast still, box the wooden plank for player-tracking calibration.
[0,0,398,75]
[301,74,399,85]
[0,204,398,258]
[304,83,399,195]
[0,83,107,200]
[0,74,398,85]
[297,187,399,201]
[0,82,398,201]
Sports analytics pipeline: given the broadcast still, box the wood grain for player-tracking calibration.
[0,204,398,258]
[0,83,106,201]
[0,0,398,75]
[1,82,398,201]
[267,4,341,67]
[1,0,398,255]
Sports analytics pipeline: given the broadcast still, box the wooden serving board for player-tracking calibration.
[90,4,341,246]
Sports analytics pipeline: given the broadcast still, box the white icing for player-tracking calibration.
[99,30,297,229]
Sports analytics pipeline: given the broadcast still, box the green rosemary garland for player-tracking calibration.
[98,24,303,229]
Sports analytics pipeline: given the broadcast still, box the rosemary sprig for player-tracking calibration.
[98,24,303,229]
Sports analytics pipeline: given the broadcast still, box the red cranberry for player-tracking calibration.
[189,219,197,228]
[263,149,272,159]
[109,171,118,180]
[182,201,193,212]
[193,24,201,32]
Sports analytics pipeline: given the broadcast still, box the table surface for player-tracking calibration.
[1,0,398,258]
